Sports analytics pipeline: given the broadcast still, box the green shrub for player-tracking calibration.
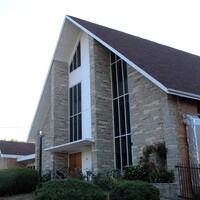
[36,179,106,200]
[123,165,150,181]
[0,168,38,196]
[42,170,51,182]
[110,180,160,200]
[92,169,122,190]
[149,168,174,183]
[69,168,84,180]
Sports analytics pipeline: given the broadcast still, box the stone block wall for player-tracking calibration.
[89,37,114,173]
[35,59,69,172]
[34,34,198,182]
[128,65,199,196]
[50,59,68,147]
[153,183,178,200]
[128,67,179,169]
[35,107,54,171]
[50,59,69,171]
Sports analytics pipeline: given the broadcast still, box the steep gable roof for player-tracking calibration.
[67,15,200,100]
[27,15,200,143]
[0,140,35,156]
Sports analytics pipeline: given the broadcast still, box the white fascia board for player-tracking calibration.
[66,16,168,94]
[17,154,35,162]
[45,138,94,153]
[1,154,23,158]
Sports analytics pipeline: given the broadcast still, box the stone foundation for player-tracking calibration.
[153,183,178,200]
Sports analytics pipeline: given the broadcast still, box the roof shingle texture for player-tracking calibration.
[69,16,200,96]
[0,140,35,155]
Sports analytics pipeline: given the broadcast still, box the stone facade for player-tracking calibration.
[35,59,68,172]
[153,183,178,200]
[127,65,199,197]
[35,34,199,179]
[128,67,179,169]
[27,20,200,200]
[50,59,68,147]
[89,37,114,173]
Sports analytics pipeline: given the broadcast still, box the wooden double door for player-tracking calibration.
[69,152,82,173]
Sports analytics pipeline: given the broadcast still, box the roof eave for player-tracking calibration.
[27,17,81,143]
[0,154,23,158]
[27,74,51,143]
[27,18,68,143]
[17,154,35,162]
[168,89,200,101]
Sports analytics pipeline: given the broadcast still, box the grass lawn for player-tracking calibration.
[0,193,35,200]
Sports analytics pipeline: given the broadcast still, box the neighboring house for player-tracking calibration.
[0,140,35,169]
[27,15,200,179]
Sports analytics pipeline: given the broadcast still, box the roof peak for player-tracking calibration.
[66,15,200,99]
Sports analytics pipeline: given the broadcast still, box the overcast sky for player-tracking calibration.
[0,0,200,141]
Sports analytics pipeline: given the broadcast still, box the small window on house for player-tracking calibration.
[70,42,81,72]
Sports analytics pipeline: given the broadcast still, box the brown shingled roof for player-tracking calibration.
[0,140,35,156]
[68,16,200,97]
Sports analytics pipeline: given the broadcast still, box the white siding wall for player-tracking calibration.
[69,32,92,139]
[82,150,92,175]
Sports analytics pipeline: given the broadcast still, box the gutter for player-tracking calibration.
[168,89,200,101]
[17,154,35,162]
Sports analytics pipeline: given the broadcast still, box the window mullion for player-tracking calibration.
[115,63,119,98]
[69,42,81,73]
[76,85,79,140]
[119,137,123,170]
[69,83,82,142]
[122,62,129,162]
[72,88,74,141]
[121,60,125,95]
[123,96,129,164]
[111,53,132,171]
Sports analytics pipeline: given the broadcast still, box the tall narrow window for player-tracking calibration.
[69,83,82,142]
[111,52,132,171]
[70,42,81,72]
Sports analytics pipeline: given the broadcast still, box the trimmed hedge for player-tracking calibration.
[110,180,160,200]
[0,168,38,196]
[36,179,106,200]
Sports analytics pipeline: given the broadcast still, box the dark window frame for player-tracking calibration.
[70,42,81,73]
[110,52,132,171]
[69,83,82,142]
